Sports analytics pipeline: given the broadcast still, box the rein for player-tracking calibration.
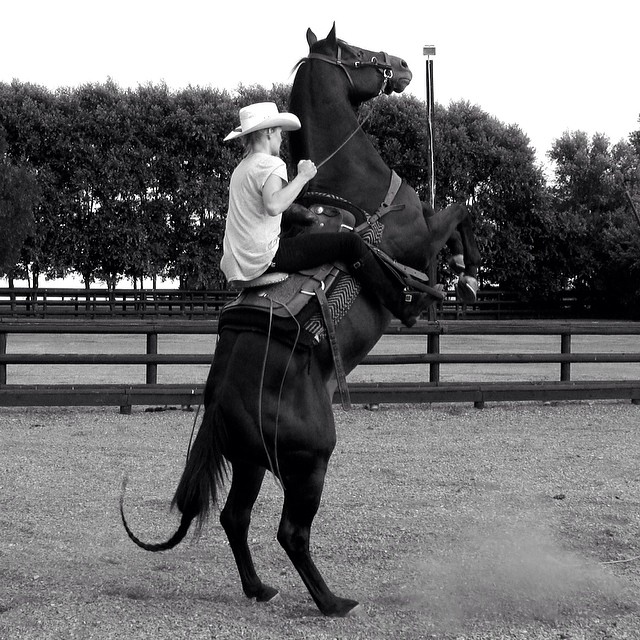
[315,110,371,170]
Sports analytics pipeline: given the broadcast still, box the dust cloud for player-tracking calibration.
[401,520,629,632]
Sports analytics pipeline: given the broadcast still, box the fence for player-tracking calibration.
[1,318,639,412]
[0,288,231,319]
[0,287,597,321]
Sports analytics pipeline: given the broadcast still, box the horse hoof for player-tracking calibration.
[456,275,478,303]
[325,598,361,617]
[448,254,465,273]
[249,585,280,603]
[346,603,366,617]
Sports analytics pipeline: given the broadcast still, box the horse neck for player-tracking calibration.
[289,64,430,272]
[289,65,391,213]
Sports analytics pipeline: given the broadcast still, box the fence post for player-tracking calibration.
[428,332,440,384]
[0,332,6,385]
[560,333,571,381]
[146,332,158,384]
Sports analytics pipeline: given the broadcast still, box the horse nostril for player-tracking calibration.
[401,59,408,69]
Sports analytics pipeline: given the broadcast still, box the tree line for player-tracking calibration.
[1,80,639,316]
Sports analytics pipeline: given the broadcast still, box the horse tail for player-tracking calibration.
[120,485,192,552]
[171,404,229,530]
[119,405,229,552]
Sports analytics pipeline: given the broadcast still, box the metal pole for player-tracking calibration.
[424,45,440,382]
[424,46,437,328]
[423,46,436,211]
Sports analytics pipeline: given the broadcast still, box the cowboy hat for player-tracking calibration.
[224,102,301,141]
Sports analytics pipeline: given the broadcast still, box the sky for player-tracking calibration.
[2,0,639,170]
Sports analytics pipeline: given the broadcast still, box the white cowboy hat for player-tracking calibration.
[224,102,301,141]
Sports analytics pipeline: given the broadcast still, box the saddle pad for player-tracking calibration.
[220,268,361,347]
[223,272,322,319]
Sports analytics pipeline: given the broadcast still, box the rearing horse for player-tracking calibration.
[120,25,480,618]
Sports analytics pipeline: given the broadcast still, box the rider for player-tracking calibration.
[221,101,432,327]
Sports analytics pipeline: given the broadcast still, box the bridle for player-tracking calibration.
[302,44,395,95]
[294,45,395,169]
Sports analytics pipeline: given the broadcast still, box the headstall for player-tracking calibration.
[303,45,394,95]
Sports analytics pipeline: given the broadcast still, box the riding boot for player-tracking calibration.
[350,251,434,327]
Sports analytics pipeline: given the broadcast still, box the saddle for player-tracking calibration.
[219,200,360,347]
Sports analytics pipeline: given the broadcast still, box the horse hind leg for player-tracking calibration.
[220,461,279,603]
[277,464,360,617]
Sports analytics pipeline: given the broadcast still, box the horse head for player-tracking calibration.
[305,24,412,104]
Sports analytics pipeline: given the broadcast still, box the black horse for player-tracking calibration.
[121,25,480,617]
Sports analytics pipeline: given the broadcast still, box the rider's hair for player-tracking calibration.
[241,129,269,157]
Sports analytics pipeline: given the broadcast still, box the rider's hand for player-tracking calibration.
[297,159,317,182]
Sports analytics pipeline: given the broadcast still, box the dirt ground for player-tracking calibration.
[1,400,639,639]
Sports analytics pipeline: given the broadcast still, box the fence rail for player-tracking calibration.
[1,318,639,412]
[0,287,601,321]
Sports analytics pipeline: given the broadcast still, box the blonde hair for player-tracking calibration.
[241,129,269,157]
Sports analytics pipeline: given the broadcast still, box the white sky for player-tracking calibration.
[2,0,639,168]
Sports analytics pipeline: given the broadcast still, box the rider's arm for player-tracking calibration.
[262,160,317,216]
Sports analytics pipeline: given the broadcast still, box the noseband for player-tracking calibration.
[303,45,394,95]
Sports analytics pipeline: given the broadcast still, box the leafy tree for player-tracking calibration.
[0,130,39,278]
[0,81,66,287]
[548,131,640,315]
[365,96,549,294]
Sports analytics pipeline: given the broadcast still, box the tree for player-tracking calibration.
[365,96,549,294]
[548,131,640,315]
[0,81,65,287]
[0,131,39,278]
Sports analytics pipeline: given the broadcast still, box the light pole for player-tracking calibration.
[423,45,437,328]
[423,45,436,209]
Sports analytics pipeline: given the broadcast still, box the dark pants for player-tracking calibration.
[268,231,421,325]
[268,233,368,273]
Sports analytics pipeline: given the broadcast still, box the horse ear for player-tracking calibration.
[326,22,337,48]
[306,28,317,47]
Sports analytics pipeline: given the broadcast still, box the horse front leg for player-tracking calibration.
[450,203,481,302]
[277,463,360,617]
[422,201,466,273]
[220,461,280,602]
[425,202,481,301]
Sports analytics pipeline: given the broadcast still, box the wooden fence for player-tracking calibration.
[0,287,596,321]
[1,318,639,412]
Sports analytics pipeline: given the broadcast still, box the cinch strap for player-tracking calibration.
[316,287,351,410]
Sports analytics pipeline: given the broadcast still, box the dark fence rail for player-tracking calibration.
[0,288,231,320]
[0,287,606,321]
[1,318,639,412]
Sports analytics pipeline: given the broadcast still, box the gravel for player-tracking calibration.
[1,400,639,639]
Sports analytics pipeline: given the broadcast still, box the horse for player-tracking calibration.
[120,24,480,618]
